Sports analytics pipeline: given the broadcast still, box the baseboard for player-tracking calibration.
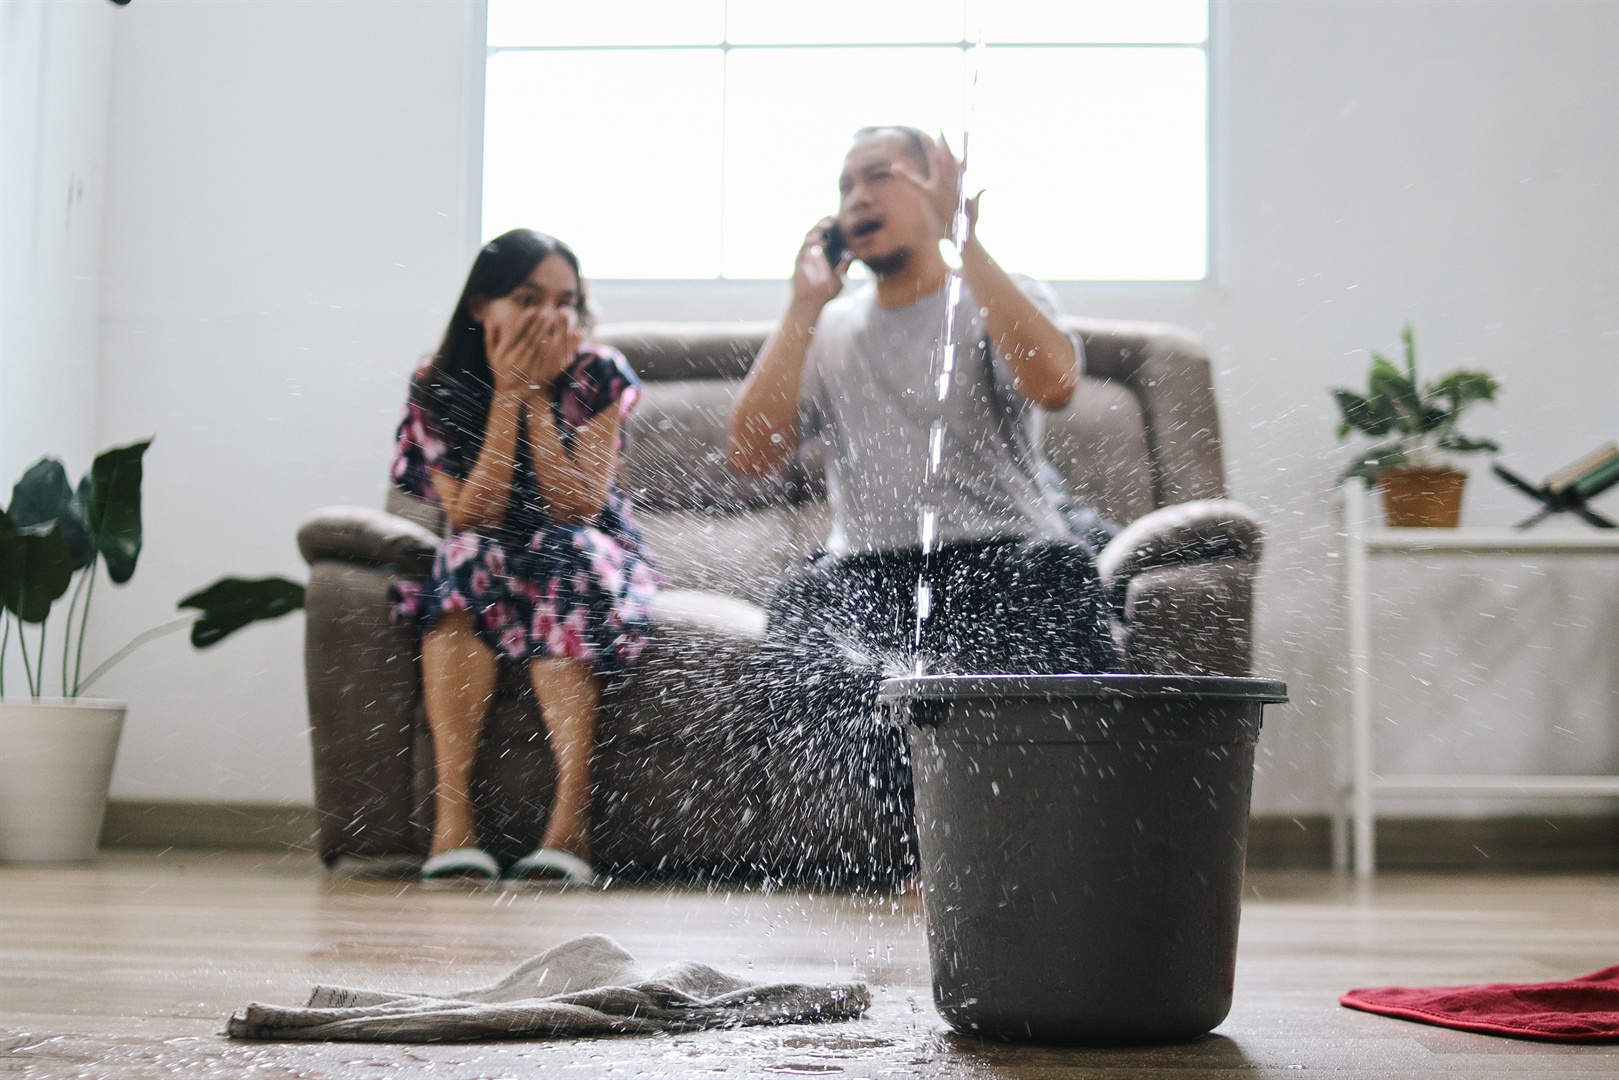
[1245,815,1336,869]
[101,800,317,853]
[1245,813,1619,871]
[99,802,1619,871]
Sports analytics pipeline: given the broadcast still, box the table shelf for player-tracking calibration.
[1371,774,1619,796]
[1364,529,1619,555]
[1339,483,1619,876]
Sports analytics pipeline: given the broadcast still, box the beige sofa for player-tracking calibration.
[296,319,1263,881]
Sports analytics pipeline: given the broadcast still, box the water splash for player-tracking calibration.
[911,37,987,675]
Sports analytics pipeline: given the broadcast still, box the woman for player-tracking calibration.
[389,229,658,884]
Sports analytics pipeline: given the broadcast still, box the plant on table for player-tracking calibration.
[0,439,305,700]
[1331,325,1501,527]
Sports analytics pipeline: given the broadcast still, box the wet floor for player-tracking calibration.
[1,851,1616,1078]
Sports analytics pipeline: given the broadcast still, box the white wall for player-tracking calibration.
[89,0,1619,812]
[1,0,114,504]
[1192,0,1619,814]
[94,0,483,801]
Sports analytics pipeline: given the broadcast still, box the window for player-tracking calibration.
[483,0,1208,281]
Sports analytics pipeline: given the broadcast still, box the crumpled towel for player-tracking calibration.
[1341,964,1619,1043]
[227,934,871,1043]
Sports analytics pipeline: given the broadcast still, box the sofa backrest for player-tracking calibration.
[598,319,1224,515]
[384,318,1227,604]
[596,325,823,515]
[1051,317,1228,519]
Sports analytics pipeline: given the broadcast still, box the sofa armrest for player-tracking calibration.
[1096,499,1264,596]
[297,506,439,576]
[304,559,424,863]
[1120,560,1256,676]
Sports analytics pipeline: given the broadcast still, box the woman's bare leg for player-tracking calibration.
[421,610,498,856]
[528,657,600,861]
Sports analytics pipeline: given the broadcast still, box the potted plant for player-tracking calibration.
[1332,326,1501,528]
[0,440,302,862]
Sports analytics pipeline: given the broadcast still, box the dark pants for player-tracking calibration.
[760,537,1117,883]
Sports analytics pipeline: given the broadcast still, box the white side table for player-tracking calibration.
[1339,482,1619,877]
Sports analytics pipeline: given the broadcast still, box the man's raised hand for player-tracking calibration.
[894,132,980,247]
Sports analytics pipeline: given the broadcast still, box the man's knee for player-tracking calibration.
[931,538,1113,672]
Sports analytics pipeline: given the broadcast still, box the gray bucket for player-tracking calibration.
[879,673,1288,1045]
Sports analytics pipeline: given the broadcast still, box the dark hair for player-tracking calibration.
[852,125,931,178]
[412,229,589,463]
[424,228,590,389]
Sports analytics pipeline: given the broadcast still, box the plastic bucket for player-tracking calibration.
[879,673,1288,1044]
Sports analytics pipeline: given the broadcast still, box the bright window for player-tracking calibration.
[483,0,1209,281]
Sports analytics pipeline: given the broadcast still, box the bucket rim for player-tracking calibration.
[878,672,1288,704]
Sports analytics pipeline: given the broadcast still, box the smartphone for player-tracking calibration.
[823,222,847,269]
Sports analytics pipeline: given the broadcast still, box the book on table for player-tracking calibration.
[1572,451,1619,500]
[1545,442,1619,496]
[1492,442,1619,529]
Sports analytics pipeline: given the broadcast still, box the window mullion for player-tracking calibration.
[484,4,1211,282]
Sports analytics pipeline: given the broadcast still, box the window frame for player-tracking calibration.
[467,0,1220,288]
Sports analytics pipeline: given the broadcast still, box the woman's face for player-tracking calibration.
[470,252,582,342]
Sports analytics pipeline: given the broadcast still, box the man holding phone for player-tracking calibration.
[727,126,1116,883]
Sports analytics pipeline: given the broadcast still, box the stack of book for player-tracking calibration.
[1543,442,1619,501]
[1493,442,1619,529]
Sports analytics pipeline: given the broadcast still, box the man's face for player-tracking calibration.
[836,130,935,276]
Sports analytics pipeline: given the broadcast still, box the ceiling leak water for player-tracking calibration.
[913,41,988,681]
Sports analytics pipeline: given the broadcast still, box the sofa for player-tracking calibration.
[296,318,1263,882]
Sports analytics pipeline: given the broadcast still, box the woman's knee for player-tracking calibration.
[528,655,601,710]
[421,610,499,693]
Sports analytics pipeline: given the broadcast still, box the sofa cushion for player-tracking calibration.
[1064,318,1205,381]
[623,379,818,513]
[384,488,446,537]
[649,587,768,638]
[1065,318,1225,507]
[1042,377,1157,526]
[638,504,829,606]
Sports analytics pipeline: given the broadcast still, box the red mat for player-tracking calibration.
[1341,965,1619,1043]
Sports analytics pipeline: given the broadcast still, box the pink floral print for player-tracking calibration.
[387,346,659,675]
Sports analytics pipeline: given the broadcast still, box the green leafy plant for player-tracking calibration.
[0,440,304,700]
[1332,325,1501,485]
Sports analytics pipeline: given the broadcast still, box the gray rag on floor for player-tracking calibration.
[226,934,871,1042]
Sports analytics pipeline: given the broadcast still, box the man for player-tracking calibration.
[727,126,1116,883]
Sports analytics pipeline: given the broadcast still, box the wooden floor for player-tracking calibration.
[1,853,1616,1078]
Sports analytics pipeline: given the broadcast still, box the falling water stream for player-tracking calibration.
[911,39,987,676]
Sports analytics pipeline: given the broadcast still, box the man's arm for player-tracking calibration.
[728,219,849,478]
[959,239,1078,410]
[901,135,1079,410]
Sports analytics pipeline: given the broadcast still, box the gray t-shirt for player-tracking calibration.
[799,278,1082,555]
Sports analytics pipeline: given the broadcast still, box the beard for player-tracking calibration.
[860,246,910,277]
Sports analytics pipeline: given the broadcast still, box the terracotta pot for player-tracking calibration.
[1375,467,1467,528]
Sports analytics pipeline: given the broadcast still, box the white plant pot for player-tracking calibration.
[0,699,126,863]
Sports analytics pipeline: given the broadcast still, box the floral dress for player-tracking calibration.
[387,345,660,675]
